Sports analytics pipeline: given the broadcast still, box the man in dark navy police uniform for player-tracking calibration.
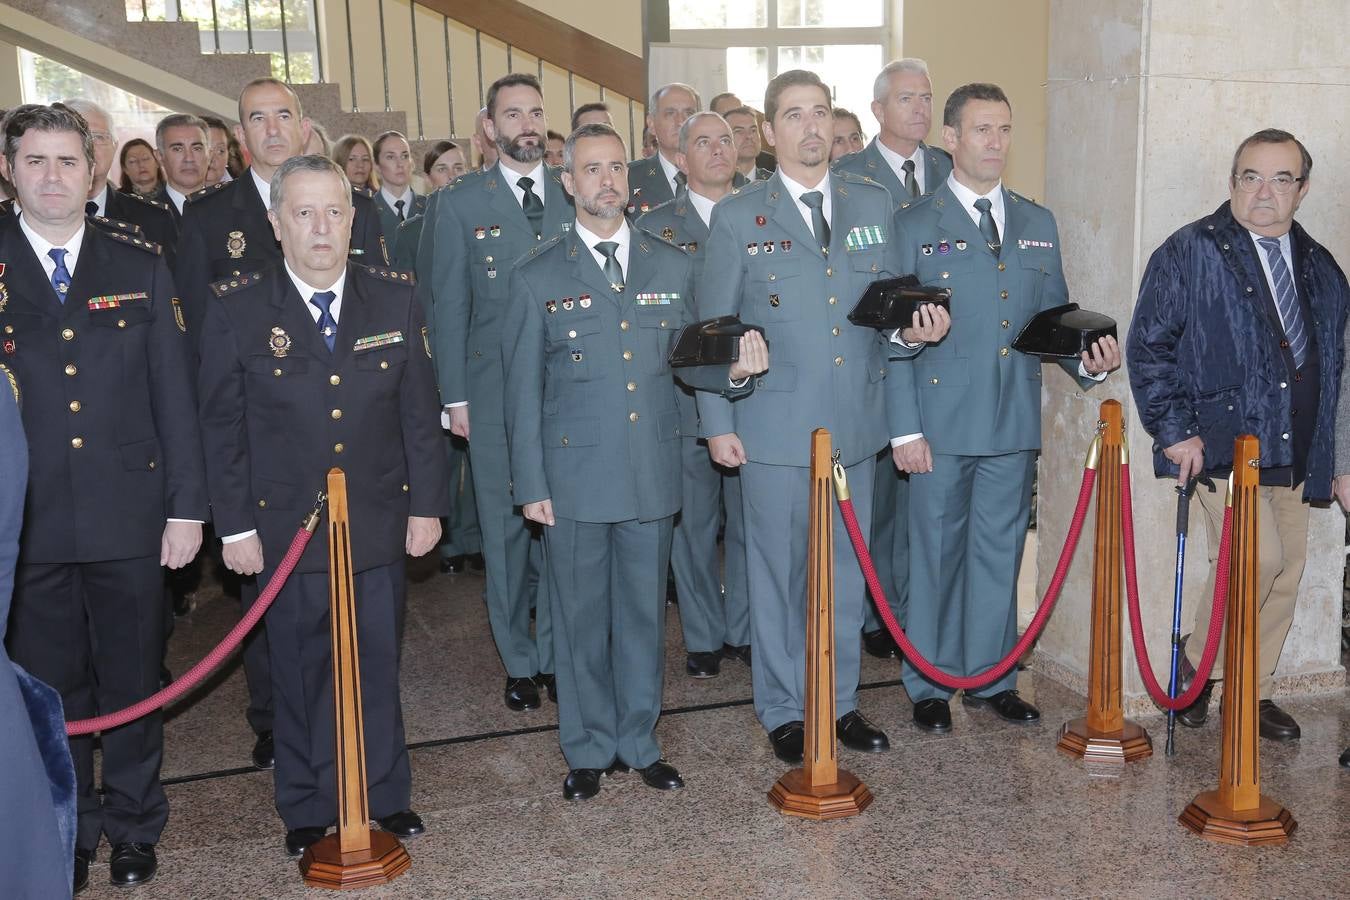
[0,104,207,890]
[196,154,448,858]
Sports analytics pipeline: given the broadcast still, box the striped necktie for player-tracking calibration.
[1257,236,1308,368]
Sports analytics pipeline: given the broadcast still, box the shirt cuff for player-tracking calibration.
[221,530,257,544]
[445,401,468,408]
[729,376,750,388]
[889,329,923,349]
[1078,360,1107,382]
[890,432,924,448]
[166,518,204,524]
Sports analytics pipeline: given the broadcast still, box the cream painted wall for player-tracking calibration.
[900,0,1049,203]
[517,0,643,56]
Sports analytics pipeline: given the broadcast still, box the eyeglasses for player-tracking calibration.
[1234,172,1304,194]
[90,132,115,146]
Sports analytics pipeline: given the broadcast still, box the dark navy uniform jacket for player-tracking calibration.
[0,213,208,564]
[196,262,450,574]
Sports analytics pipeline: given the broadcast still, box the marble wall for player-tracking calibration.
[1036,0,1349,705]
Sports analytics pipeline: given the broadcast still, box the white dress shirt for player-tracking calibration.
[573,218,631,279]
[500,160,546,208]
[685,190,717,230]
[774,168,833,238]
[250,167,272,209]
[1247,230,1299,330]
[656,152,682,196]
[223,262,348,543]
[165,184,189,215]
[379,185,415,218]
[876,139,927,197]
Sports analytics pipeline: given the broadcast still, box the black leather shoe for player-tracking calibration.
[440,555,466,574]
[769,721,805,765]
[534,672,557,703]
[722,643,752,666]
[284,826,328,858]
[1340,746,1349,769]
[377,809,425,838]
[836,710,890,752]
[1177,681,1215,728]
[504,676,541,711]
[637,759,684,790]
[1258,700,1300,741]
[686,651,722,678]
[862,627,900,660]
[466,552,485,571]
[109,842,157,887]
[913,698,952,733]
[251,730,275,770]
[563,768,603,800]
[963,689,1040,723]
[74,848,92,894]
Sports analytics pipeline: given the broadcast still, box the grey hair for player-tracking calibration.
[4,103,95,172]
[155,113,209,150]
[873,58,931,103]
[269,153,352,211]
[59,97,115,137]
[562,123,625,172]
[677,112,730,154]
[650,82,702,112]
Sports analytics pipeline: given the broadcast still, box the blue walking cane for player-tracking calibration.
[1165,476,1198,756]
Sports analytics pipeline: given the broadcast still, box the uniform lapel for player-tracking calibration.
[766,172,824,260]
[920,144,947,197]
[487,167,532,233]
[997,187,1026,264]
[827,172,854,258]
[933,183,986,251]
[674,199,710,244]
[0,214,64,317]
[332,265,370,367]
[863,139,906,204]
[274,270,332,361]
[543,169,573,237]
[565,227,623,305]
[63,226,109,320]
[624,234,661,300]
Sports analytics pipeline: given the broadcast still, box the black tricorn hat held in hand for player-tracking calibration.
[1012,303,1117,358]
[848,275,952,330]
[668,316,768,368]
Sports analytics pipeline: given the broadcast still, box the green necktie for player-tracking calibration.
[902,159,918,198]
[518,176,544,239]
[800,190,830,250]
[974,197,1000,255]
[596,241,624,292]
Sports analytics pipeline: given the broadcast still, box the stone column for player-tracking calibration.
[1034,0,1348,710]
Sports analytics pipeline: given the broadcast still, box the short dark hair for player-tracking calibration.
[269,154,351,212]
[546,130,564,143]
[764,69,831,124]
[486,73,543,119]
[200,114,231,134]
[943,83,1011,129]
[423,140,459,174]
[1230,128,1312,180]
[3,103,95,173]
[155,113,209,150]
[832,108,863,131]
[570,102,609,132]
[709,91,739,111]
[371,130,408,159]
[563,123,625,173]
[237,76,304,123]
[723,105,757,121]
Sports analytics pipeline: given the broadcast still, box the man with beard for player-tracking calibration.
[637,112,751,679]
[422,73,572,711]
[695,70,949,765]
[628,83,700,213]
[503,123,767,799]
[151,113,209,224]
[175,76,387,771]
[835,57,954,662]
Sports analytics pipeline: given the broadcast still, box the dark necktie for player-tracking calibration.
[310,290,338,353]
[596,241,624,292]
[517,176,544,239]
[800,190,830,250]
[394,198,406,222]
[49,248,72,304]
[674,171,687,193]
[974,197,1001,255]
[85,200,98,217]
[1258,237,1309,368]
[901,159,918,198]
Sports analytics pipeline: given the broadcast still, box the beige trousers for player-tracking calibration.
[1185,480,1308,698]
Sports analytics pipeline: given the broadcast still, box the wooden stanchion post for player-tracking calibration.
[1058,400,1153,765]
[1179,436,1296,845]
[301,469,412,887]
[768,430,872,819]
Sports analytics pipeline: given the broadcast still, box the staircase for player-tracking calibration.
[0,0,645,151]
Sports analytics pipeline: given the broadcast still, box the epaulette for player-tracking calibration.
[524,232,566,260]
[209,270,264,297]
[898,192,939,213]
[89,214,143,236]
[123,191,171,212]
[836,169,881,189]
[353,185,375,199]
[187,180,230,204]
[1007,190,1042,207]
[104,230,163,255]
[635,222,681,250]
[360,265,416,286]
[724,178,768,201]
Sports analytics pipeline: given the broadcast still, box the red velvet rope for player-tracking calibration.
[837,464,1097,691]
[1122,464,1231,710]
[66,519,318,736]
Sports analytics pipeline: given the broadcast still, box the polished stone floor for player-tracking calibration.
[79,555,1348,899]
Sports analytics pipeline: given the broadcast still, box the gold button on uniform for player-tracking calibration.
[273,368,282,376]
[930,377,939,384]
[828,296,837,305]
[831,327,841,336]
[148,461,156,470]
[65,364,77,376]
[620,320,630,331]
[258,499,267,508]
[1000,290,1008,299]
[69,400,81,412]
[402,484,409,492]
[380,360,389,370]
[834,356,844,366]
[1000,348,1010,357]
[334,442,344,453]
[626,381,637,392]
[825,267,833,277]
[61,328,74,340]
[3,325,12,334]
[117,319,126,328]
[331,409,342,420]
[660,320,668,328]
[561,436,569,446]
[330,374,341,385]
[1001,320,1010,329]
[568,329,577,339]
[629,411,639,422]
[71,437,83,448]
[622,350,633,361]
[997,263,1006,271]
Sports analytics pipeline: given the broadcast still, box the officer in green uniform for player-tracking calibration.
[503,124,767,800]
[636,112,751,679]
[421,73,572,711]
[370,131,427,262]
[889,83,1119,733]
[833,58,953,659]
[627,83,700,215]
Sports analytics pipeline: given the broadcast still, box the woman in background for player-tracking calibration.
[117,138,163,198]
[333,133,379,195]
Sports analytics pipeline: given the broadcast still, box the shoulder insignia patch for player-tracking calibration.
[210,270,264,297]
[105,230,163,255]
[89,215,142,235]
[361,265,416,285]
[186,180,230,203]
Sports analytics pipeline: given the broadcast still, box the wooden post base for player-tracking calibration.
[1179,790,1297,846]
[1056,717,1153,765]
[300,830,412,889]
[768,768,873,820]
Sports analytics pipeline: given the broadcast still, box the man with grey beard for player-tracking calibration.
[421,73,574,712]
